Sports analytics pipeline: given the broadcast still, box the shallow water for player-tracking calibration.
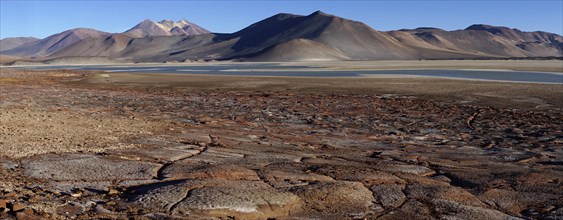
[10,64,563,84]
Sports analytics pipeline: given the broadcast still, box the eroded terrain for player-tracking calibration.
[0,69,562,219]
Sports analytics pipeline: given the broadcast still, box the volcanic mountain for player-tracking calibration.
[124,19,210,38]
[2,11,562,62]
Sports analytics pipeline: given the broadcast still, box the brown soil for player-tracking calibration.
[0,69,561,219]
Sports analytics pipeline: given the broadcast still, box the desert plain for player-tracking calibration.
[0,60,562,219]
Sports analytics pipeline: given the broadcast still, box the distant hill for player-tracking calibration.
[49,33,135,58]
[1,28,110,57]
[0,55,27,65]
[0,37,39,52]
[2,11,562,62]
[387,24,562,58]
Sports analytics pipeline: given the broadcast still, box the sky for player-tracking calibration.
[1,0,562,39]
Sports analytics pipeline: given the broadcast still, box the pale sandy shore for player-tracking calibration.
[4,59,563,73]
[289,60,563,73]
[86,71,563,109]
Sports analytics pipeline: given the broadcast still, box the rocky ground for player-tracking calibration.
[0,69,562,219]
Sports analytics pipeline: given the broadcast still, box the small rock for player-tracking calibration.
[108,187,120,195]
[431,175,452,183]
[11,203,26,212]
[379,164,436,176]
[163,164,260,181]
[371,184,406,208]
[71,192,82,197]
[291,181,376,215]
[460,133,472,140]
[542,205,555,212]
[0,200,8,209]
[56,204,84,216]
[16,209,42,220]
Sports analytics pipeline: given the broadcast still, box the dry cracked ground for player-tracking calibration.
[0,69,562,219]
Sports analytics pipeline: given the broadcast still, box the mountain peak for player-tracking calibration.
[466,24,510,31]
[266,13,300,22]
[312,10,327,15]
[464,24,524,37]
[157,19,193,26]
[140,19,155,24]
[125,18,210,38]
[169,26,188,35]
[62,28,109,36]
[67,28,99,31]
[415,27,444,31]
[158,19,177,29]
[310,10,332,17]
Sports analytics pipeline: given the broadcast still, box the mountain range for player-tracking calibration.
[0,11,561,63]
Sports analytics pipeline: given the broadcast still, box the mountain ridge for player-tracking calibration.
[2,28,110,57]
[0,37,40,52]
[2,11,561,62]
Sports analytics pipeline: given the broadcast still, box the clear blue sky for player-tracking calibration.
[1,0,562,39]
